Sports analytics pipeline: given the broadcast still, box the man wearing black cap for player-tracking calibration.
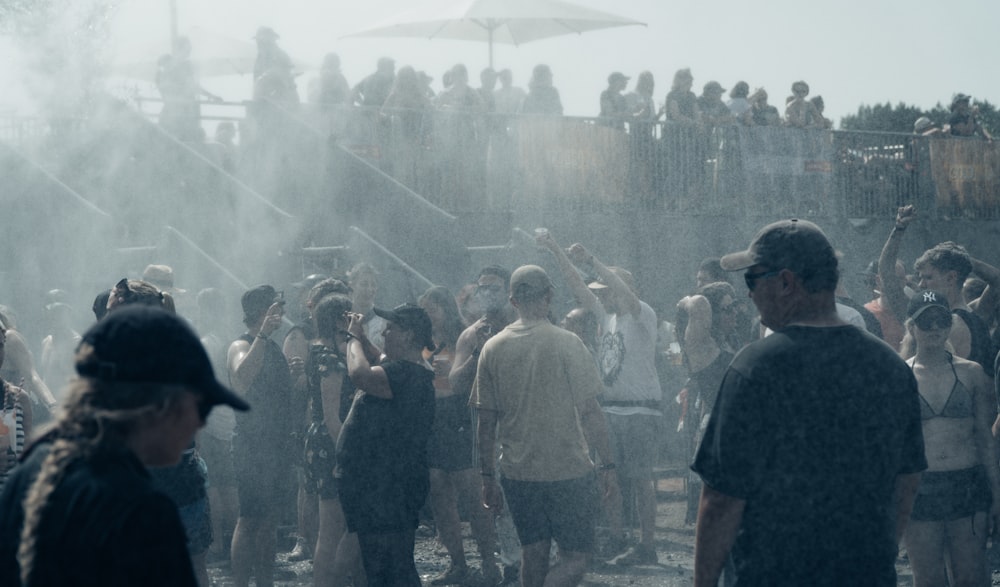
[337,303,436,587]
[472,265,618,587]
[692,219,927,587]
[227,285,295,587]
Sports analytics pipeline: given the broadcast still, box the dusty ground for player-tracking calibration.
[206,475,936,586]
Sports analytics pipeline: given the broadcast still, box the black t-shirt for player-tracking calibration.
[335,360,435,532]
[692,326,926,587]
[0,442,196,587]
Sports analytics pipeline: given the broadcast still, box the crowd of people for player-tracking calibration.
[0,202,999,586]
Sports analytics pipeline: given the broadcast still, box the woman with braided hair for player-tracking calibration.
[0,305,249,586]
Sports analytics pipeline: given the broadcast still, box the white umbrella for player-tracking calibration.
[344,0,645,67]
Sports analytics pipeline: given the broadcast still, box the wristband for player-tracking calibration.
[598,463,616,471]
[256,332,269,340]
[894,224,906,231]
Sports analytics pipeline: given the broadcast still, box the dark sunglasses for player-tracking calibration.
[914,311,952,331]
[476,284,503,293]
[744,269,781,291]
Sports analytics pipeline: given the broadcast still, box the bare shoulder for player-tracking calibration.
[953,355,990,386]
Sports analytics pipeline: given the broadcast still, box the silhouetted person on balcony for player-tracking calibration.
[745,88,781,126]
[727,81,751,119]
[697,81,734,127]
[382,66,432,187]
[252,27,296,104]
[784,81,822,129]
[599,72,630,130]
[809,96,833,129]
[316,53,350,110]
[949,94,993,141]
[478,68,497,114]
[664,68,699,124]
[626,71,658,126]
[494,69,525,115]
[352,57,396,108]
[157,36,221,142]
[520,64,563,116]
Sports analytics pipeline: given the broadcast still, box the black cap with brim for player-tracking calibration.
[373,304,435,351]
[907,290,951,320]
[720,218,834,272]
[77,305,249,412]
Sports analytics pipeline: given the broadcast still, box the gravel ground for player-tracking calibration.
[203,475,944,586]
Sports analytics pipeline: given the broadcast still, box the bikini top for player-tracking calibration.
[914,354,974,420]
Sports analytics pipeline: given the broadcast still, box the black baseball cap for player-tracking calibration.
[721,218,836,273]
[907,290,951,320]
[76,305,249,411]
[373,304,435,351]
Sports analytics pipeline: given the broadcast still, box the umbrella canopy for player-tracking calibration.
[344,0,645,67]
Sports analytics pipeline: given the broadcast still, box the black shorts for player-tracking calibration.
[303,422,339,501]
[911,466,992,522]
[427,394,474,472]
[501,473,599,553]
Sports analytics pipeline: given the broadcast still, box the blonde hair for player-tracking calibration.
[17,343,186,584]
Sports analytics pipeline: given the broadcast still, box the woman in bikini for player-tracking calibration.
[903,290,1000,587]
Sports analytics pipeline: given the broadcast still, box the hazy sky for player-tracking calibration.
[10,0,1000,126]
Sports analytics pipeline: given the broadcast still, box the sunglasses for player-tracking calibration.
[914,311,952,331]
[744,269,781,291]
[476,284,503,293]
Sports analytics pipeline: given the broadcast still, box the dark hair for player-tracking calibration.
[478,265,511,291]
[915,241,973,283]
[314,295,353,341]
[417,286,465,348]
[697,281,737,345]
[308,278,352,308]
[730,81,749,99]
[698,258,727,283]
[112,279,174,314]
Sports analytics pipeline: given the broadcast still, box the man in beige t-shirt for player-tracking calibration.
[472,265,618,587]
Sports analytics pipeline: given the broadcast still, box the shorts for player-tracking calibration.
[303,422,339,501]
[501,473,598,553]
[198,434,236,489]
[233,440,294,518]
[427,394,474,472]
[605,412,660,480]
[911,466,992,522]
[178,498,213,555]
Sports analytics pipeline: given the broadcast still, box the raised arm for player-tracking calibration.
[968,256,1000,322]
[536,231,599,312]
[228,302,283,393]
[345,313,391,399]
[878,205,916,322]
[576,244,642,318]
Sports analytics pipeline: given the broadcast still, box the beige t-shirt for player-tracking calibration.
[471,319,604,482]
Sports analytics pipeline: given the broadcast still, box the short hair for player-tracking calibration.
[308,278,352,307]
[698,258,727,282]
[698,281,738,344]
[347,262,379,284]
[314,295,353,341]
[915,241,973,283]
[478,265,511,291]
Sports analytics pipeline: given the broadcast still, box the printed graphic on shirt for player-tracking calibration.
[598,331,625,386]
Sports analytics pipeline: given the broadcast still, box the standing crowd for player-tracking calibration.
[1,205,1000,586]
